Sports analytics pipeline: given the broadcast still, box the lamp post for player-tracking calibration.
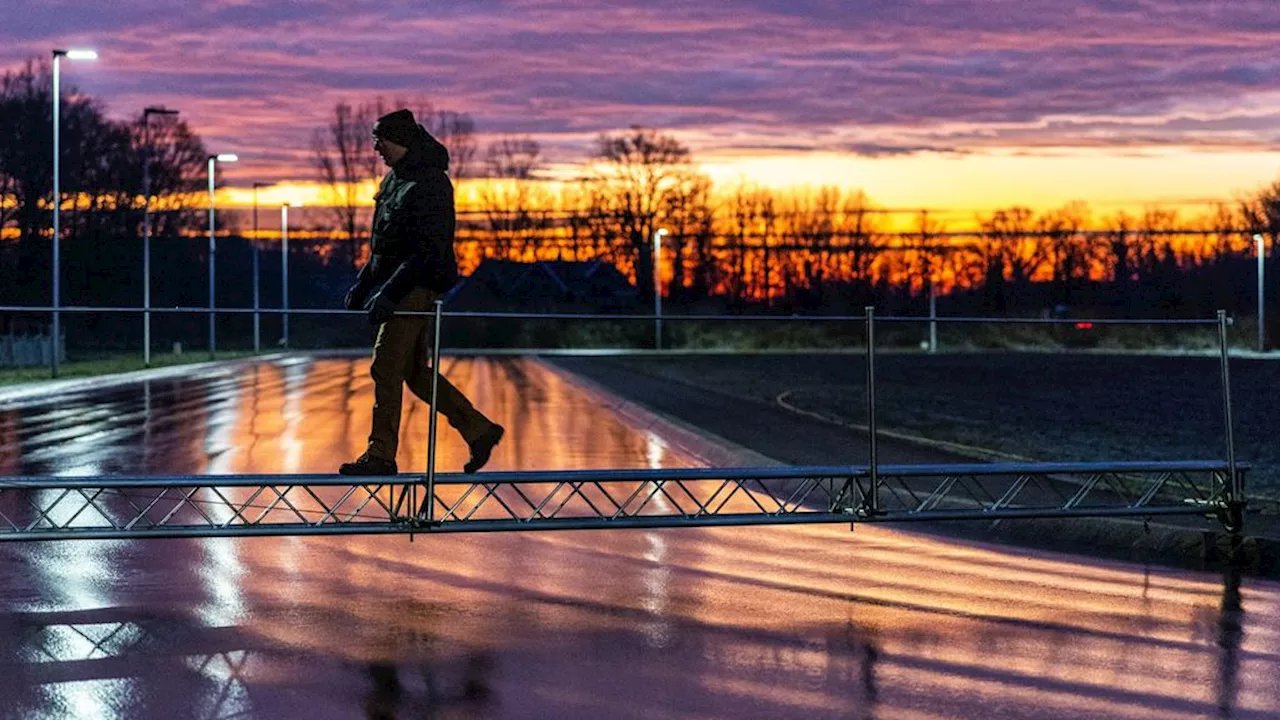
[928,274,938,354]
[50,48,97,378]
[281,202,298,349]
[921,209,938,354]
[206,153,238,358]
[1257,233,1267,353]
[252,181,269,353]
[653,228,667,351]
[142,106,178,367]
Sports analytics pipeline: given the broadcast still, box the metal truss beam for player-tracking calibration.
[0,461,1243,541]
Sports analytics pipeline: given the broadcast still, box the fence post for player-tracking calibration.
[865,305,879,515]
[423,299,444,524]
[929,283,938,353]
[1217,310,1243,533]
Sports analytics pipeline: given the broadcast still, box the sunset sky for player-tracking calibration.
[5,0,1280,219]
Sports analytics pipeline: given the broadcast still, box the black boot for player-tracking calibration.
[463,424,505,474]
[339,452,398,476]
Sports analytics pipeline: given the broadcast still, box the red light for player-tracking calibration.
[1074,322,1094,330]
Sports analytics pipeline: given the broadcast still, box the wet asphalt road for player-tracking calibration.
[0,356,1278,720]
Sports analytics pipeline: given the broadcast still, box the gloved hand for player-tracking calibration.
[344,282,371,311]
[364,291,397,326]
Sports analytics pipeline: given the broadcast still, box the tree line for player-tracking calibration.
[0,59,209,314]
[3,60,1279,338]
[313,100,1280,323]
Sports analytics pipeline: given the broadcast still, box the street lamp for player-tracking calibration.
[1256,233,1267,352]
[653,228,667,351]
[281,202,299,349]
[207,153,238,358]
[252,181,269,353]
[142,106,179,368]
[50,47,97,378]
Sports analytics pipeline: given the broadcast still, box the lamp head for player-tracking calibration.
[55,49,98,60]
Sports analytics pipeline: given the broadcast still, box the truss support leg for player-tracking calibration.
[864,306,880,518]
[1217,309,1245,537]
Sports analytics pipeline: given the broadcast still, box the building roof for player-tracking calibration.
[445,259,637,310]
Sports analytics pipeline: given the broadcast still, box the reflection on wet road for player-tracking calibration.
[1,357,1278,719]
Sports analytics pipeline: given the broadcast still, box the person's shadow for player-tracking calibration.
[364,651,495,719]
[1215,556,1243,720]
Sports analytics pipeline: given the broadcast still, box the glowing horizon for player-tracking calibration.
[211,146,1280,232]
[11,0,1279,224]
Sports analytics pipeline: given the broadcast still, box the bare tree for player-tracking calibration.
[0,57,210,311]
[478,136,546,259]
[976,206,1049,311]
[905,207,943,302]
[484,136,541,179]
[1241,178,1280,256]
[755,187,885,310]
[1099,210,1135,285]
[129,111,209,238]
[724,183,767,305]
[1242,179,1280,346]
[312,101,377,267]
[721,184,781,302]
[0,60,126,295]
[833,189,881,301]
[590,126,691,301]
[1199,203,1246,263]
[1133,207,1180,281]
[660,171,715,301]
[0,60,61,248]
[1038,201,1094,304]
[557,183,599,263]
[0,133,16,234]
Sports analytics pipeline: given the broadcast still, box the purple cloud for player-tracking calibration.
[3,0,1278,182]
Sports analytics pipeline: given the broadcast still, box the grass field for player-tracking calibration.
[0,351,263,387]
[596,352,1280,502]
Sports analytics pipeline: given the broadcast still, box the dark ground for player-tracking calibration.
[554,352,1278,501]
[550,351,1280,574]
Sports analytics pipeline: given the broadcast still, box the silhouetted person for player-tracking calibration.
[340,109,504,477]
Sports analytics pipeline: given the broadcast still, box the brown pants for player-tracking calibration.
[366,287,490,461]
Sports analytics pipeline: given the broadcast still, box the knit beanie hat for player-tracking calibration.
[373,109,421,148]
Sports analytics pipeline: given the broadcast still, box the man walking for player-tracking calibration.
[340,109,504,476]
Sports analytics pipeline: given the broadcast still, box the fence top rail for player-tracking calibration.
[875,316,1217,326]
[0,460,1240,490]
[0,305,1225,327]
[0,465,862,489]
[875,459,1240,477]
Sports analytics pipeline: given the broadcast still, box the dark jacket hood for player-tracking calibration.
[395,125,450,175]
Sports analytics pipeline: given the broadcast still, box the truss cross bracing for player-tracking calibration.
[0,460,1243,541]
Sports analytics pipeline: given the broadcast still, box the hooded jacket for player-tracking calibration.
[358,128,459,301]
